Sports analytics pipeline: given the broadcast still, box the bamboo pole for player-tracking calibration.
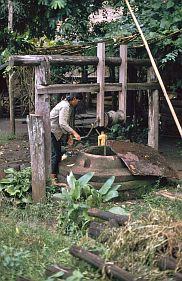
[124,0,182,138]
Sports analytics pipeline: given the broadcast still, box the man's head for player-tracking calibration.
[66,92,83,107]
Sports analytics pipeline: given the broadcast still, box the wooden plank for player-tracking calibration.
[37,83,100,94]
[35,59,51,180]
[119,45,127,121]
[147,67,159,150]
[27,114,46,202]
[97,43,105,126]
[37,83,122,95]
[127,82,160,90]
[37,82,161,95]
[10,55,153,67]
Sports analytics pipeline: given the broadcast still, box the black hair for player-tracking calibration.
[66,92,83,101]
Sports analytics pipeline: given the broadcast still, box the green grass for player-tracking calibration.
[1,185,182,281]
[0,131,17,144]
[0,201,101,281]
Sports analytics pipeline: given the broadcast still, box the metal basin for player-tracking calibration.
[59,146,151,187]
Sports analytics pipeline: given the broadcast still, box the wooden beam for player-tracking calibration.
[10,55,153,67]
[37,83,123,95]
[36,82,160,95]
[27,114,46,203]
[35,59,51,181]
[9,55,97,66]
[119,45,127,121]
[147,67,159,150]
[97,43,105,126]
[127,82,160,90]
[37,83,99,94]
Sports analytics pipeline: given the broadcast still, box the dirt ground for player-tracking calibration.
[0,118,181,180]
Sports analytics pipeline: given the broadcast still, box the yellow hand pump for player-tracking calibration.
[98,131,107,146]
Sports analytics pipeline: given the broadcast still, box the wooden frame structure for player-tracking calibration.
[9,43,160,202]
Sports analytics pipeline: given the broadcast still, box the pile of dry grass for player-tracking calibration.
[107,209,182,280]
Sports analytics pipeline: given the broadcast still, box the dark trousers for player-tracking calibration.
[51,133,62,176]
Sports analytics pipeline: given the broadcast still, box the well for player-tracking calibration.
[59,145,158,194]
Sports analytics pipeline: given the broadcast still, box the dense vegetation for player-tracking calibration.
[0,0,181,60]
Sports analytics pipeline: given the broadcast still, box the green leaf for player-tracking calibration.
[6,185,20,196]
[4,168,16,174]
[167,0,174,9]
[53,188,70,201]
[21,196,32,204]
[0,178,13,184]
[67,171,76,189]
[103,190,119,202]
[70,182,81,201]
[99,176,115,195]
[77,172,94,186]
[50,0,66,9]
[66,269,83,281]
[109,206,129,216]
[47,270,64,281]
[109,184,121,192]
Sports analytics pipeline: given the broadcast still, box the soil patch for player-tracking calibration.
[0,136,30,178]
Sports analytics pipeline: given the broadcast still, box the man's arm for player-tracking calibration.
[59,107,81,140]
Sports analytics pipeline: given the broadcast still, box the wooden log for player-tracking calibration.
[16,277,34,281]
[157,255,177,271]
[45,264,73,279]
[10,55,152,67]
[88,208,129,226]
[154,191,182,202]
[69,245,134,281]
[97,42,105,126]
[174,272,182,281]
[119,45,127,122]
[27,114,46,202]
[88,220,120,242]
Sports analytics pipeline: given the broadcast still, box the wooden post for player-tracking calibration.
[119,45,127,122]
[27,114,46,202]
[97,43,105,126]
[8,1,15,134]
[9,71,15,134]
[147,67,159,150]
[35,58,51,180]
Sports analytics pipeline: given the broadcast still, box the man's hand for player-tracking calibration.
[72,131,81,141]
[67,135,74,146]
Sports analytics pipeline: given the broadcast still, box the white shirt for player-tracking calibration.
[50,100,74,140]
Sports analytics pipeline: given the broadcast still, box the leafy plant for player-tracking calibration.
[0,245,30,270]
[54,171,120,233]
[0,167,32,204]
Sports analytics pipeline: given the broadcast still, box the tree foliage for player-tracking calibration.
[0,0,181,65]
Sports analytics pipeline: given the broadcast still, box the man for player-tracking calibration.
[50,92,82,185]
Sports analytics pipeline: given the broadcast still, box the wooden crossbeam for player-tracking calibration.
[37,82,159,95]
[10,55,152,67]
